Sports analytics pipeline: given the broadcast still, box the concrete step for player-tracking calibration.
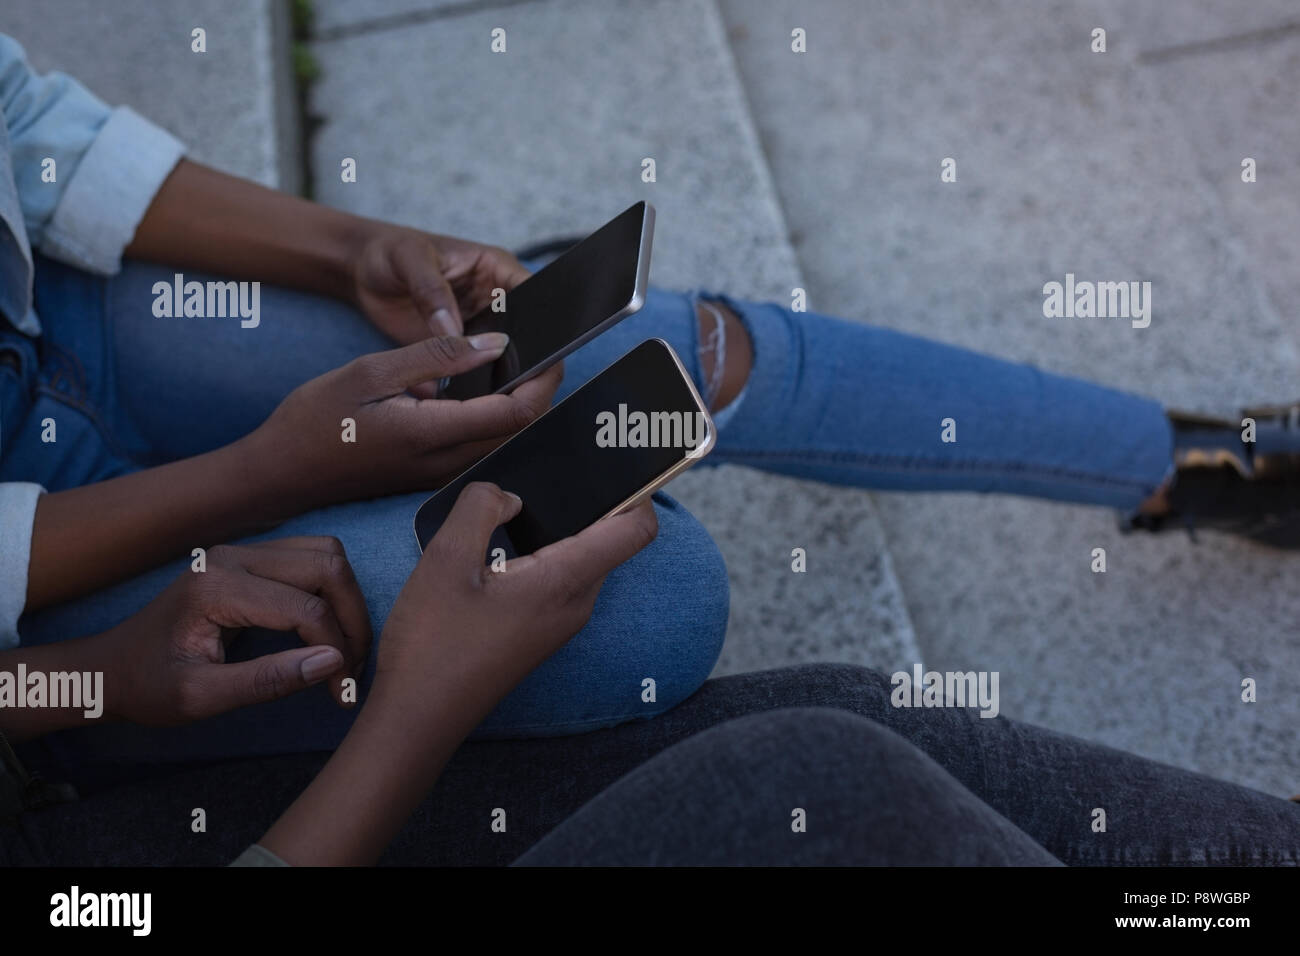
[1101,0,1300,355]
[313,0,478,37]
[7,0,298,190]
[720,0,1300,795]
[307,0,923,677]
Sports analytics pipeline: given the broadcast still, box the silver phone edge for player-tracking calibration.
[490,201,656,395]
[595,337,715,523]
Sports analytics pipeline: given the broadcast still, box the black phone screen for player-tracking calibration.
[440,202,649,400]
[415,339,710,556]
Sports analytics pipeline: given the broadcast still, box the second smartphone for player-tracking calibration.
[439,201,655,400]
[415,338,713,557]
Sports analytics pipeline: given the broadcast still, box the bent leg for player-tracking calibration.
[447,662,1300,866]
[15,491,728,787]
[515,707,1060,866]
[653,664,1300,866]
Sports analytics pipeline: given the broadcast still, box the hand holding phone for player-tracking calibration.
[389,483,658,710]
[255,484,658,867]
[245,332,561,516]
[416,339,713,557]
[440,201,655,400]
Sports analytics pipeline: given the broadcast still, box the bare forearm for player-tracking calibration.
[125,159,383,304]
[0,634,112,741]
[26,437,284,610]
[257,667,501,866]
[257,698,461,865]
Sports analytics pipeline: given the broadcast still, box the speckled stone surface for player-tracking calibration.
[308,0,924,678]
[721,0,1300,795]
[16,0,1294,798]
[7,0,297,189]
[1102,0,1300,383]
[313,0,481,36]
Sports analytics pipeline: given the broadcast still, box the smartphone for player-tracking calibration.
[415,339,713,556]
[439,201,655,400]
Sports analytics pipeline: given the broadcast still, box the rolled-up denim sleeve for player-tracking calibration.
[0,482,43,649]
[0,33,185,275]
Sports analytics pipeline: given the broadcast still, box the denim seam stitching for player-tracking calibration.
[96,271,148,468]
[30,383,136,465]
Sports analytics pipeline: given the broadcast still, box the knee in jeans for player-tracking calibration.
[471,494,729,739]
[605,494,729,723]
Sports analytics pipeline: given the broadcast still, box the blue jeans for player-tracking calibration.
[2,255,1172,780]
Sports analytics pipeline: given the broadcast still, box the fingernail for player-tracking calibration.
[503,490,522,506]
[301,648,342,683]
[468,332,509,351]
[431,308,456,336]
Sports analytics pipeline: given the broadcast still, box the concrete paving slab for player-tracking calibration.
[4,0,296,189]
[1105,0,1300,381]
[1100,0,1299,56]
[309,0,922,677]
[722,0,1300,795]
[314,0,478,37]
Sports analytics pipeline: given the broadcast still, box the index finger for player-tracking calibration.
[236,545,372,681]
[362,334,508,394]
[506,358,564,412]
[390,237,462,333]
[207,572,356,707]
[496,255,532,292]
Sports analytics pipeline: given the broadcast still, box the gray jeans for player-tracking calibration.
[4,664,1298,865]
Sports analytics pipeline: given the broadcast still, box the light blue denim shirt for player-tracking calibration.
[0,33,185,647]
